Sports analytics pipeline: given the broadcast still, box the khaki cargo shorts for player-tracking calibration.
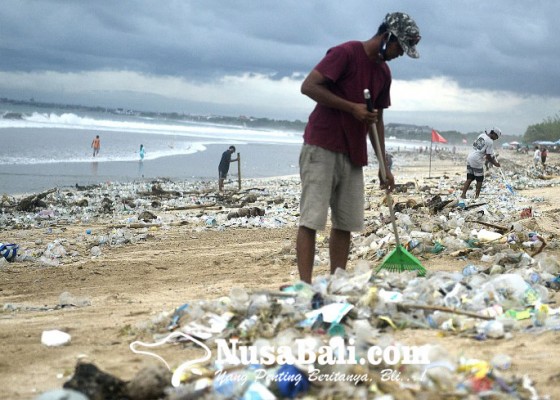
[298,144,364,232]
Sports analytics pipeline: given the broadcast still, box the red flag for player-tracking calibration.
[431,129,447,143]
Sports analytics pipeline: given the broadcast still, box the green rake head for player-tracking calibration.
[376,245,426,277]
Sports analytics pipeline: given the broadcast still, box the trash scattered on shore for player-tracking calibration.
[1,153,559,398]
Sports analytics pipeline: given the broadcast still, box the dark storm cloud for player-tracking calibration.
[0,1,559,96]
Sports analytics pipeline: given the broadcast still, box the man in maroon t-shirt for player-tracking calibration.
[297,12,421,283]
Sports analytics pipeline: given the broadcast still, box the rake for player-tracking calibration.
[498,168,515,195]
[364,89,426,277]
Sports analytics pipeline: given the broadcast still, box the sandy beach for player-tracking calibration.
[1,149,560,399]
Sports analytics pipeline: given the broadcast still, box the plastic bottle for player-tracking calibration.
[482,320,505,339]
[229,287,249,310]
[462,265,478,276]
[533,303,549,327]
[491,354,512,370]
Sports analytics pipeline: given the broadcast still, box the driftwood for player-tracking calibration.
[398,303,494,320]
[531,235,547,257]
[111,221,191,228]
[111,222,163,229]
[16,188,57,211]
[136,184,182,198]
[164,203,218,211]
[75,183,101,191]
[463,202,487,210]
[466,219,510,234]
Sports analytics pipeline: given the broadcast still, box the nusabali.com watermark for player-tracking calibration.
[131,333,432,387]
[214,337,430,386]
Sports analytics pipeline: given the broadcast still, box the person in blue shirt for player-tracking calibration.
[139,144,145,160]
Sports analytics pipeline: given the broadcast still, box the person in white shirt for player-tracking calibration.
[533,146,541,169]
[460,128,502,199]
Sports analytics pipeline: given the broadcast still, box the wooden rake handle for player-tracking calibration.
[364,89,401,247]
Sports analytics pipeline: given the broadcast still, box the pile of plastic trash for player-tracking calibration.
[37,258,557,399]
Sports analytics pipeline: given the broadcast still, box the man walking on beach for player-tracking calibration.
[91,135,101,157]
[533,146,541,169]
[218,145,237,191]
[296,12,421,283]
[460,128,502,199]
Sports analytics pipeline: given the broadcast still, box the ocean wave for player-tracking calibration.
[0,111,301,145]
[0,141,209,166]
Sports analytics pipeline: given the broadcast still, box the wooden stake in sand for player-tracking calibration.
[237,152,242,191]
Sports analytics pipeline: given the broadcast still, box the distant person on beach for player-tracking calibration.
[218,145,237,191]
[533,146,541,169]
[139,144,145,161]
[296,12,421,283]
[460,127,502,199]
[91,135,100,157]
[540,146,548,168]
[386,151,394,172]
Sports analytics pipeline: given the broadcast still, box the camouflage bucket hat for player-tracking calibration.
[384,12,421,58]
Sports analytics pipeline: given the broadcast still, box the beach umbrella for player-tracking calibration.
[429,129,447,178]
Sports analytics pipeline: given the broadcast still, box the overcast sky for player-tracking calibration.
[1,0,559,135]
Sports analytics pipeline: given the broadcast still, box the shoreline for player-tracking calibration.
[0,142,303,196]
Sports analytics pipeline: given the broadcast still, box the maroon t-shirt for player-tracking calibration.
[303,41,391,166]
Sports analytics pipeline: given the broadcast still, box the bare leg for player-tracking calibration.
[296,226,317,284]
[218,178,224,192]
[297,226,316,283]
[329,228,351,274]
[461,179,473,199]
[475,181,483,198]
